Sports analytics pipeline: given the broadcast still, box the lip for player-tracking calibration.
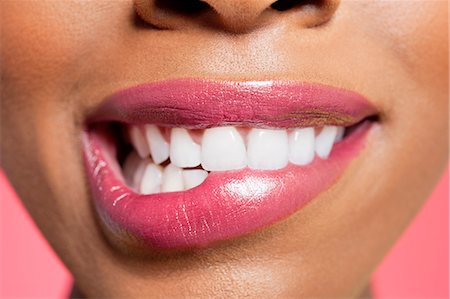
[88,79,375,128]
[83,79,377,250]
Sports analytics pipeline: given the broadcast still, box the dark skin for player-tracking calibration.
[1,0,448,298]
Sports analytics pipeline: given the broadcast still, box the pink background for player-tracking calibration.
[1,169,448,298]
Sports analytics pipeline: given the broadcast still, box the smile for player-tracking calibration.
[82,79,378,249]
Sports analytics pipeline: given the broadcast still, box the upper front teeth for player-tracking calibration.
[170,128,202,168]
[128,126,150,158]
[144,124,170,164]
[247,129,289,170]
[315,126,338,159]
[201,127,247,171]
[126,124,345,193]
[288,127,315,165]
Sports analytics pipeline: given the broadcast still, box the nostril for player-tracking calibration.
[135,0,339,32]
[271,0,296,11]
[154,0,210,15]
[271,0,307,11]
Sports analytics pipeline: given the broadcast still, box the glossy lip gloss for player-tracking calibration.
[83,79,377,249]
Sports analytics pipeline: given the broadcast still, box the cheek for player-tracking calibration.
[351,1,448,175]
[360,1,448,92]
[0,1,132,177]
[1,1,127,95]
[2,4,76,90]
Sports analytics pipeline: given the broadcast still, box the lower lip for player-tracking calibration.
[82,122,372,250]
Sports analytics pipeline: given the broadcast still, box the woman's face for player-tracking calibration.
[1,0,447,297]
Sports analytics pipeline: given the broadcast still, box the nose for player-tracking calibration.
[134,0,340,33]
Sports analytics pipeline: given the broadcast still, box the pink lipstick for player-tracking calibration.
[83,79,377,250]
[89,79,374,128]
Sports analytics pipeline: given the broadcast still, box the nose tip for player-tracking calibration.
[206,0,278,32]
[135,0,341,33]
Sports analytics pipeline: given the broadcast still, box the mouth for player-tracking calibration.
[82,79,379,250]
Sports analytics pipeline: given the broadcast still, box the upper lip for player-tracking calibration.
[87,79,377,128]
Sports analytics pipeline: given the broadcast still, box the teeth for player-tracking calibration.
[183,169,208,190]
[144,124,170,164]
[129,126,150,158]
[138,163,163,195]
[315,126,338,159]
[123,151,142,184]
[247,129,289,170]
[288,127,315,166]
[123,151,149,191]
[201,127,247,171]
[170,128,201,168]
[124,124,348,194]
[161,163,184,192]
[334,126,345,143]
